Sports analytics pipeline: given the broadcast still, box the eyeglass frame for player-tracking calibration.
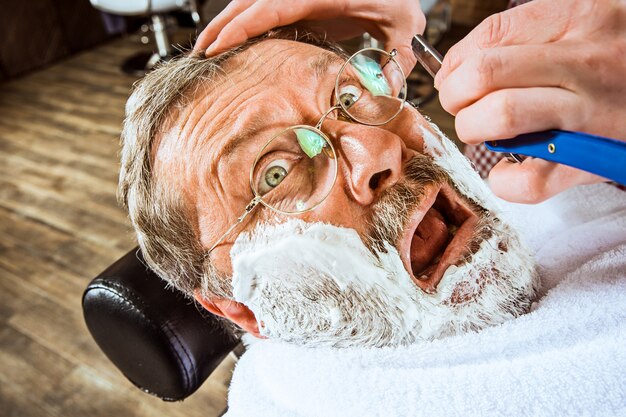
[207,47,407,254]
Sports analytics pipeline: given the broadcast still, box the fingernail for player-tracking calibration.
[433,73,442,90]
[205,39,222,56]
[389,70,405,97]
[205,44,217,56]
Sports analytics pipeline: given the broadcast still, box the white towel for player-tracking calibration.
[225,183,626,417]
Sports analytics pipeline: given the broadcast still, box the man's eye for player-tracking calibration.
[265,165,287,187]
[338,85,362,109]
[258,159,290,195]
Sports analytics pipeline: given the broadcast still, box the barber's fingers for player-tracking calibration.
[195,0,255,52]
[205,0,293,55]
[438,44,569,116]
[454,87,582,144]
[366,0,425,77]
[435,0,569,85]
[196,0,425,77]
[385,38,420,80]
[488,157,606,204]
[202,0,338,56]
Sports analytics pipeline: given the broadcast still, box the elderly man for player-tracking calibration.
[118,30,625,416]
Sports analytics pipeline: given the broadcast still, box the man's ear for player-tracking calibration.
[194,290,263,338]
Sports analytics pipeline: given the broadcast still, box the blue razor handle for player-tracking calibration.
[485,130,626,185]
[410,33,626,185]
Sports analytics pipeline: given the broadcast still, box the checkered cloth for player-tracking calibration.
[463,144,502,179]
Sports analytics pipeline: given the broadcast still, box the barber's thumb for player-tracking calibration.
[488,158,605,204]
[205,25,249,56]
[204,33,230,56]
[434,40,468,90]
[434,53,455,90]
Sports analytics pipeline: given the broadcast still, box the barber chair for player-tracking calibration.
[90,0,203,75]
[82,248,241,402]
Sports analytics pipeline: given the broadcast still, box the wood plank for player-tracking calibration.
[0,325,75,408]
[0,179,131,249]
[0,382,57,417]
[0,28,231,417]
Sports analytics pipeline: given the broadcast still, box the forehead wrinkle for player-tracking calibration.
[176,43,290,155]
[182,41,342,208]
[205,80,283,173]
[208,57,308,168]
[176,70,275,179]
[218,111,269,161]
[184,89,286,209]
[188,43,342,174]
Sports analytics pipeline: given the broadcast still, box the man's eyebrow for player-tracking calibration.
[217,112,268,162]
[311,52,345,79]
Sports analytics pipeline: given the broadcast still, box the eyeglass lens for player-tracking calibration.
[251,126,337,214]
[335,49,407,125]
[249,49,405,216]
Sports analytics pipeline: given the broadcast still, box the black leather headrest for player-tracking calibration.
[82,248,240,401]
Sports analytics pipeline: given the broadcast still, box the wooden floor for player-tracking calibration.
[0,33,235,417]
[0,27,462,417]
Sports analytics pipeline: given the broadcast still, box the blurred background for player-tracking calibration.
[0,0,507,416]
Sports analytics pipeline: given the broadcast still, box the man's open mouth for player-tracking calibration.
[398,183,480,294]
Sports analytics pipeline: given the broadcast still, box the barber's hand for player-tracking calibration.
[194,0,425,77]
[434,0,626,203]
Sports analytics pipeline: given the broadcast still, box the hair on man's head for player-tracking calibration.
[118,28,344,301]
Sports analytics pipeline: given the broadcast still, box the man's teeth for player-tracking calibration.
[448,225,458,236]
[433,255,441,264]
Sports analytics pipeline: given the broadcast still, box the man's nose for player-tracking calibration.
[324,120,406,206]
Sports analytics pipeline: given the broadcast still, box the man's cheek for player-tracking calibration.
[299,185,369,236]
[383,106,427,153]
[212,246,234,276]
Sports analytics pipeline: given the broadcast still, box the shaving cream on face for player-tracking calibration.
[419,120,496,211]
[231,218,536,347]
[229,110,538,348]
[231,220,423,347]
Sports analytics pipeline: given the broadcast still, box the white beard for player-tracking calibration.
[229,118,539,348]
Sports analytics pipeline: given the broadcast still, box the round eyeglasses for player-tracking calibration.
[208,47,407,253]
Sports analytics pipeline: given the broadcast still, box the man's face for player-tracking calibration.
[155,39,538,346]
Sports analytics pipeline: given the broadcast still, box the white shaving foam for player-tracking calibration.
[231,220,422,341]
[229,109,538,347]
[231,217,536,346]
[420,122,496,210]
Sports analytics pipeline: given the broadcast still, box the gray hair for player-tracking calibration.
[118,28,342,300]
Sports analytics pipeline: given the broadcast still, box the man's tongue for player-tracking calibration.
[410,208,449,276]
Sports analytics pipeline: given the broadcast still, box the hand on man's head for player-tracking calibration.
[194,0,426,77]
